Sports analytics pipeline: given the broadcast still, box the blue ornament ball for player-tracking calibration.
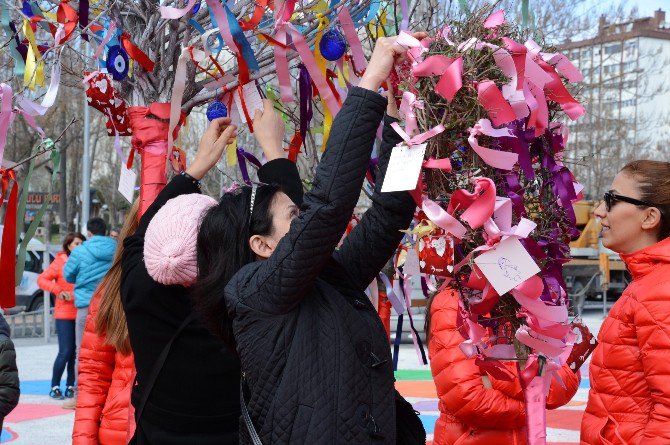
[319,28,347,61]
[206,101,228,121]
[106,45,129,81]
[192,1,201,13]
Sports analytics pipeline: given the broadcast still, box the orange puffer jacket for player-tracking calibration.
[581,237,670,445]
[37,252,77,320]
[73,289,135,445]
[429,289,580,445]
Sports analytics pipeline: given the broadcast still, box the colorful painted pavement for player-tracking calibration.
[395,369,589,445]
[7,335,596,444]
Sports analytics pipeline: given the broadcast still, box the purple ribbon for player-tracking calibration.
[236,147,263,185]
[79,0,89,41]
[298,64,313,144]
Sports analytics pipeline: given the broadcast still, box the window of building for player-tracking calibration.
[582,48,592,59]
[622,61,636,72]
[621,98,637,107]
[605,42,623,55]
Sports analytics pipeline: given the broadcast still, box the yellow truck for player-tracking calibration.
[564,201,630,315]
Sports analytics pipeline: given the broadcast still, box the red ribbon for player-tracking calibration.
[287,131,302,163]
[239,0,272,31]
[121,33,155,73]
[54,0,78,44]
[0,170,18,308]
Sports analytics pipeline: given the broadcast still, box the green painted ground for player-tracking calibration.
[394,370,433,380]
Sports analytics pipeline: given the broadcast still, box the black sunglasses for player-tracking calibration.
[603,191,655,212]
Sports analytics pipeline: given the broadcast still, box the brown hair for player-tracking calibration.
[621,160,670,240]
[95,200,140,355]
[63,232,86,255]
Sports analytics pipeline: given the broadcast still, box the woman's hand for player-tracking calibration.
[58,291,72,301]
[359,32,428,92]
[253,100,286,161]
[186,117,237,180]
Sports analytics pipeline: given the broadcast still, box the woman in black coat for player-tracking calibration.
[192,34,427,444]
[120,105,303,444]
[0,313,19,431]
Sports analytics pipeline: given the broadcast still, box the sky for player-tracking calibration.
[626,0,670,17]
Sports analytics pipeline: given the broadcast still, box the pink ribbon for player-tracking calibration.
[448,177,496,230]
[0,84,15,167]
[483,10,505,28]
[422,198,467,239]
[160,0,197,19]
[338,6,367,71]
[435,57,463,102]
[476,80,517,126]
[273,26,294,104]
[93,20,116,60]
[391,122,444,146]
[167,48,189,155]
[398,91,422,137]
[206,0,239,56]
[467,119,518,170]
[423,157,452,171]
[411,55,456,77]
[520,356,549,445]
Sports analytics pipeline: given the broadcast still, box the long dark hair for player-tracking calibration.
[190,183,282,348]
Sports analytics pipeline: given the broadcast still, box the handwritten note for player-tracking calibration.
[473,237,540,295]
[234,82,264,126]
[118,165,137,203]
[381,143,427,193]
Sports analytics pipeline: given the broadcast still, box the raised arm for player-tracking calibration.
[229,33,428,314]
[333,95,415,291]
[231,87,387,314]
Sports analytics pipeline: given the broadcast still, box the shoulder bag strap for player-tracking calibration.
[134,311,197,424]
[240,374,263,445]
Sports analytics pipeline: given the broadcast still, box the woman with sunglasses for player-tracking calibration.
[581,160,670,444]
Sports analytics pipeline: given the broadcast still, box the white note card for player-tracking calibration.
[381,143,427,193]
[234,82,264,125]
[473,237,541,295]
[118,165,137,203]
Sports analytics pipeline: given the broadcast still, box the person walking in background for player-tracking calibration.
[37,232,85,400]
[427,288,580,444]
[73,201,139,445]
[0,313,19,431]
[64,217,117,409]
[581,160,670,444]
[109,228,120,241]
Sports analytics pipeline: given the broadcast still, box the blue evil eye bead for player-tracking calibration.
[106,45,129,81]
[319,28,347,61]
[206,101,228,121]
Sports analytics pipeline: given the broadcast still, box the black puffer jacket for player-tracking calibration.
[0,314,19,429]
[225,87,417,444]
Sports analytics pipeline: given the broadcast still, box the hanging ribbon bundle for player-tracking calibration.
[382,10,593,445]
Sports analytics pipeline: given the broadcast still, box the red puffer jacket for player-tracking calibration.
[73,289,135,445]
[429,289,580,445]
[581,237,670,445]
[37,252,77,320]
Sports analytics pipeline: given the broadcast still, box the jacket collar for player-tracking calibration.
[620,236,670,280]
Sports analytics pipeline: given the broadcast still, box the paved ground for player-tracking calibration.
[1,311,605,444]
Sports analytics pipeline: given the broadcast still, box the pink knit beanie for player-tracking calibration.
[144,193,217,286]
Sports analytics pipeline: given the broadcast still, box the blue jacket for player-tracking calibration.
[64,235,116,308]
